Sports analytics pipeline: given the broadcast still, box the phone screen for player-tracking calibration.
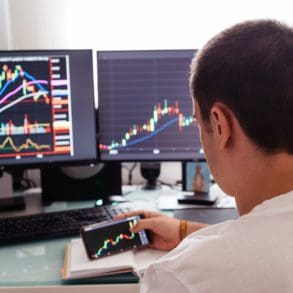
[81,215,151,260]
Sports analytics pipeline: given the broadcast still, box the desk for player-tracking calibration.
[0,186,175,292]
[0,185,236,292]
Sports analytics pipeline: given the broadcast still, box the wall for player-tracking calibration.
[0,0,12,49]
[7,0,293,50]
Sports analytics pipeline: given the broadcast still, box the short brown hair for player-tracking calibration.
[190,19,293,154]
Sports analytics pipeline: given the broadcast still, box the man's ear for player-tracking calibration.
[210,104,232,149]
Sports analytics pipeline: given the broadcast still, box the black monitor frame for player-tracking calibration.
[0,49,98,170]
[97,49,204,162]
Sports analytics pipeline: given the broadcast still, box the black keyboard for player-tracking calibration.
[0,204,131,244]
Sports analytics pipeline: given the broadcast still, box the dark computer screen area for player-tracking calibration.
[97,50,204,162]
[0,49,97,169]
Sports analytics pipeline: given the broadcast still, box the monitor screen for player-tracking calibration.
[0,49,97,168]
[97,50,204,161]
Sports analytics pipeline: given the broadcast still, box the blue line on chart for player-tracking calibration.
[116,117,178,149]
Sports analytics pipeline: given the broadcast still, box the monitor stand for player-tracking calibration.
[0,170,25,212]
[41,162,122,203]
[140,162,161,190]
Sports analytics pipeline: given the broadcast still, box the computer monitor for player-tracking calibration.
[0,49,97,169]
[97,50,204,162]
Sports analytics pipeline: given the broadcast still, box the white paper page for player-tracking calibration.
[70,238,136,274]
[158,184,236,210]
[158,195,207,210]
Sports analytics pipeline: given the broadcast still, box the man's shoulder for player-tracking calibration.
[146,209,293,292]
[155,195,293,274]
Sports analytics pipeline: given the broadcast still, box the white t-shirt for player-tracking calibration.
[141,190,293,293]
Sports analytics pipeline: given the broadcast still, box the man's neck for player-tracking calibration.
[235,152,293,215]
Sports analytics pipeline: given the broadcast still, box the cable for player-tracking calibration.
[121,162,138,185]
[128,163,137,185]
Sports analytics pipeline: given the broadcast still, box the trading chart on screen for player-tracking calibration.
[97,50,203,161]
[0,55,73,160]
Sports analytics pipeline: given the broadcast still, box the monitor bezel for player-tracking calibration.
[96,49,204,163]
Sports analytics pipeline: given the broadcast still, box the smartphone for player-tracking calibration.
[80,215,151,260]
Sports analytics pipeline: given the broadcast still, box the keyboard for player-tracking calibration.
[0,204,131,244]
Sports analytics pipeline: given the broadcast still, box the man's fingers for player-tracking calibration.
[130,218,154,233]
[114,210,161,220]
[114,210,147,220]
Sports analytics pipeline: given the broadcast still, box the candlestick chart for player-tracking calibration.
[99,98,195,151]
[94,218,136,258]
[0,55,73,159]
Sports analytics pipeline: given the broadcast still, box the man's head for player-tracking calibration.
[190,19,293,155]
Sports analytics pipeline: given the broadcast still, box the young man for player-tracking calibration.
[118,19,293,292]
